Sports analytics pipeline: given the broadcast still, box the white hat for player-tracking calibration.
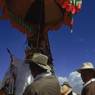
[77,62,95,73]
[80,62,94,69]
[26,53,51,72]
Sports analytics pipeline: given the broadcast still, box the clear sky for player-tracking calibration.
[0,0,95,80]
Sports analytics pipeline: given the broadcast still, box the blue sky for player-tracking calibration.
[0,0,95,80]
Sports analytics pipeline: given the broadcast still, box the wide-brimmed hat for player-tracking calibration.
[78,62,95,72]
[25,53,51,72]
[61,82,72,95]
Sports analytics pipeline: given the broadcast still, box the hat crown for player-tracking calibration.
[32,53,48,65]
[82,62,94,69]
[31,53,51,71]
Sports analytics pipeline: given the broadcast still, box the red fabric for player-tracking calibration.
[1,0,73,33]
[58,0,81,14]
[0,0,31,35]
[0,0,10,19]
[0,0,3,8]
[64,12,72,27]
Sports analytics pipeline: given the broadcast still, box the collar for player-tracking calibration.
[84,78,95,87]
[34,72,52,81]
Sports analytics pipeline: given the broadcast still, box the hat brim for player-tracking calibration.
[77,69,95,80]
[77,68,95,73]
[25,59,51,71]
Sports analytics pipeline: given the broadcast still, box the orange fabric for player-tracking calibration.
[1,0,72,33]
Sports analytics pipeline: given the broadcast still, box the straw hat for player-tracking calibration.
[61,82,72,95]
[25,53,51,72]
[78,62,95,72]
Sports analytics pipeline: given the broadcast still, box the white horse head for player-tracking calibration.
[2,56,33,95]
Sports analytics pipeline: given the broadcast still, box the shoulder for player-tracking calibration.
[81,82,95,95]
[23,84,38,95]
[34,75,58,84]
[85,81,95,89]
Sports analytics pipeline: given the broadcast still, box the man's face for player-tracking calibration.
[81,70,95,83]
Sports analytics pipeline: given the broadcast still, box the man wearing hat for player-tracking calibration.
[61,82,77,95]
[78,62,95,95]
[23,53,60,95]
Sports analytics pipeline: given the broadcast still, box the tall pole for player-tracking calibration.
[24,0,54,73]
[26,27,54,73]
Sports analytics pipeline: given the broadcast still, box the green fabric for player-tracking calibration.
[70,0,82,6]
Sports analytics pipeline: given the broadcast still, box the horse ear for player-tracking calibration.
[7,48,14,64]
